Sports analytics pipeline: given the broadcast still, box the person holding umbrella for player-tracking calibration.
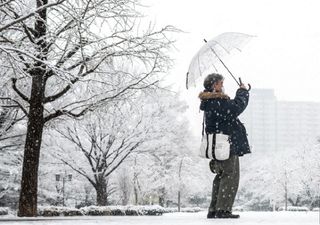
[199,73,251,219]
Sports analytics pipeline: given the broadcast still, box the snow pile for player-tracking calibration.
[164,207,202,213]
[0,207,8,216]
[38,205,166,217]
[278,206,309,211]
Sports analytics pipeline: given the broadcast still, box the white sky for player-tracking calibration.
[143,0,320,103]
[140,0,320,135]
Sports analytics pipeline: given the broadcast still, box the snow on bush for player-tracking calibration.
[80,205,165,216]
[36,205,203,217]
[38,206,83,216]
[37,205,166,217]
[0,207,9,215]
[312,207,319,211]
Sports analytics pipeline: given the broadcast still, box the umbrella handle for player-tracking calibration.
[239,77,251,91]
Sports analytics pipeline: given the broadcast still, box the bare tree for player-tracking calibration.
[49,101,154,206]
[0,0,176,216]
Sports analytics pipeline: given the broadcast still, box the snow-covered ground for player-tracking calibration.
[0,211,319,225]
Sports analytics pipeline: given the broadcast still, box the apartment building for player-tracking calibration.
[240,89,320,152]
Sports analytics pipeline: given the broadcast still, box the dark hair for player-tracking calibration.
[203,73,224,91]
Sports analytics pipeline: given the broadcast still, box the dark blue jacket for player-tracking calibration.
[199,88,251,156]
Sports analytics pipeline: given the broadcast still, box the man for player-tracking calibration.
[199,73,251,219]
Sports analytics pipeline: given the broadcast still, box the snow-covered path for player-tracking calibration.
[1,211,319,225]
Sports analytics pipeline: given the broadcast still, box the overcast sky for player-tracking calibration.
[142,0,320,134]
[143,0,320,102]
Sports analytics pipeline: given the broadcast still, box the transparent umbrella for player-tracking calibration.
[186,32,254,89]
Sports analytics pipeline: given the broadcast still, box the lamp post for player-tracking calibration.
[318,183,320,225]
[55,172,72,206]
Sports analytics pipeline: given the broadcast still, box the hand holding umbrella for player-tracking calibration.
[239,77,251,91]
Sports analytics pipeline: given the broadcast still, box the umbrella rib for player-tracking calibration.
[212,40,231,54]
[210,58,218,72]
[197,54,203,77]
[207,42,240,86]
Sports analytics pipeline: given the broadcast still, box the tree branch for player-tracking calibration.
[0,0,68,33]
[44,65,84,103]
[44,60,158,122]
[0,0,16,8]
[0,97,28,116]
[11,78,30,103]
[56,38,88,68]
[105,143,140,177]
[58,157,96,187]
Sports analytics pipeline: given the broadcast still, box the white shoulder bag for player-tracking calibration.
[199,133,230,160]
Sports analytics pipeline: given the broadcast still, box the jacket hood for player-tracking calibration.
[198,91,230,100]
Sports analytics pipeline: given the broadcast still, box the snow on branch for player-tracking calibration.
[0,0,67,33]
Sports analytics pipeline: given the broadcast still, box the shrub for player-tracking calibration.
[0,207,9,216]
[38,206,83,216]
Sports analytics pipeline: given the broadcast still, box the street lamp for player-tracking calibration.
[55,172,72,206]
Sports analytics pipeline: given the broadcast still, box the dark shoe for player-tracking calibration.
[215,210,240,219]
[207,211,216,219]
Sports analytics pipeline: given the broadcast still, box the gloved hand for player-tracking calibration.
[209,159,216,174]
[239,77,251,91]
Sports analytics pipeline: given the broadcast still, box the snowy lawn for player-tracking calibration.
[0,211,319,225]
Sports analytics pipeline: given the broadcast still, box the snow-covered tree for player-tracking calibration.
[0,100,25,209]
[45,89,176,205]
[237,139,320,211]
[126,91,192,207]
[113,91,211,208]
[293,140,320,208]
[0,0,177,216]
[47,88,198,207]
[47,104,151,206]
[0,89,26,152]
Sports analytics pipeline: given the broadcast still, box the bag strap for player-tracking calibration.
[202,113,205,136]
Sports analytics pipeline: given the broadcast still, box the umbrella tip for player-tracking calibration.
[203,39,207,43]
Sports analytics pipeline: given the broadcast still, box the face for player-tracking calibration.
[212,80,224,92]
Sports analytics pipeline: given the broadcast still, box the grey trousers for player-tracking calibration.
[209,154,239,212]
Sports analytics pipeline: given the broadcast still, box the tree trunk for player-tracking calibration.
[96,182,108,206]
[178,158,183,212]
[158,187,165,207]
[134,185,138,205]
[178,191,181,212]
[18,75,45,217]
[284,178,288,211]
[122,189,130,206]
[17,0,48,217]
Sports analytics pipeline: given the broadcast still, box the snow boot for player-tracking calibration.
[215,210,240,219]
[207,211,216,219]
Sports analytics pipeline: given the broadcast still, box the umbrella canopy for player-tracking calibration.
[186,32,254,89]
